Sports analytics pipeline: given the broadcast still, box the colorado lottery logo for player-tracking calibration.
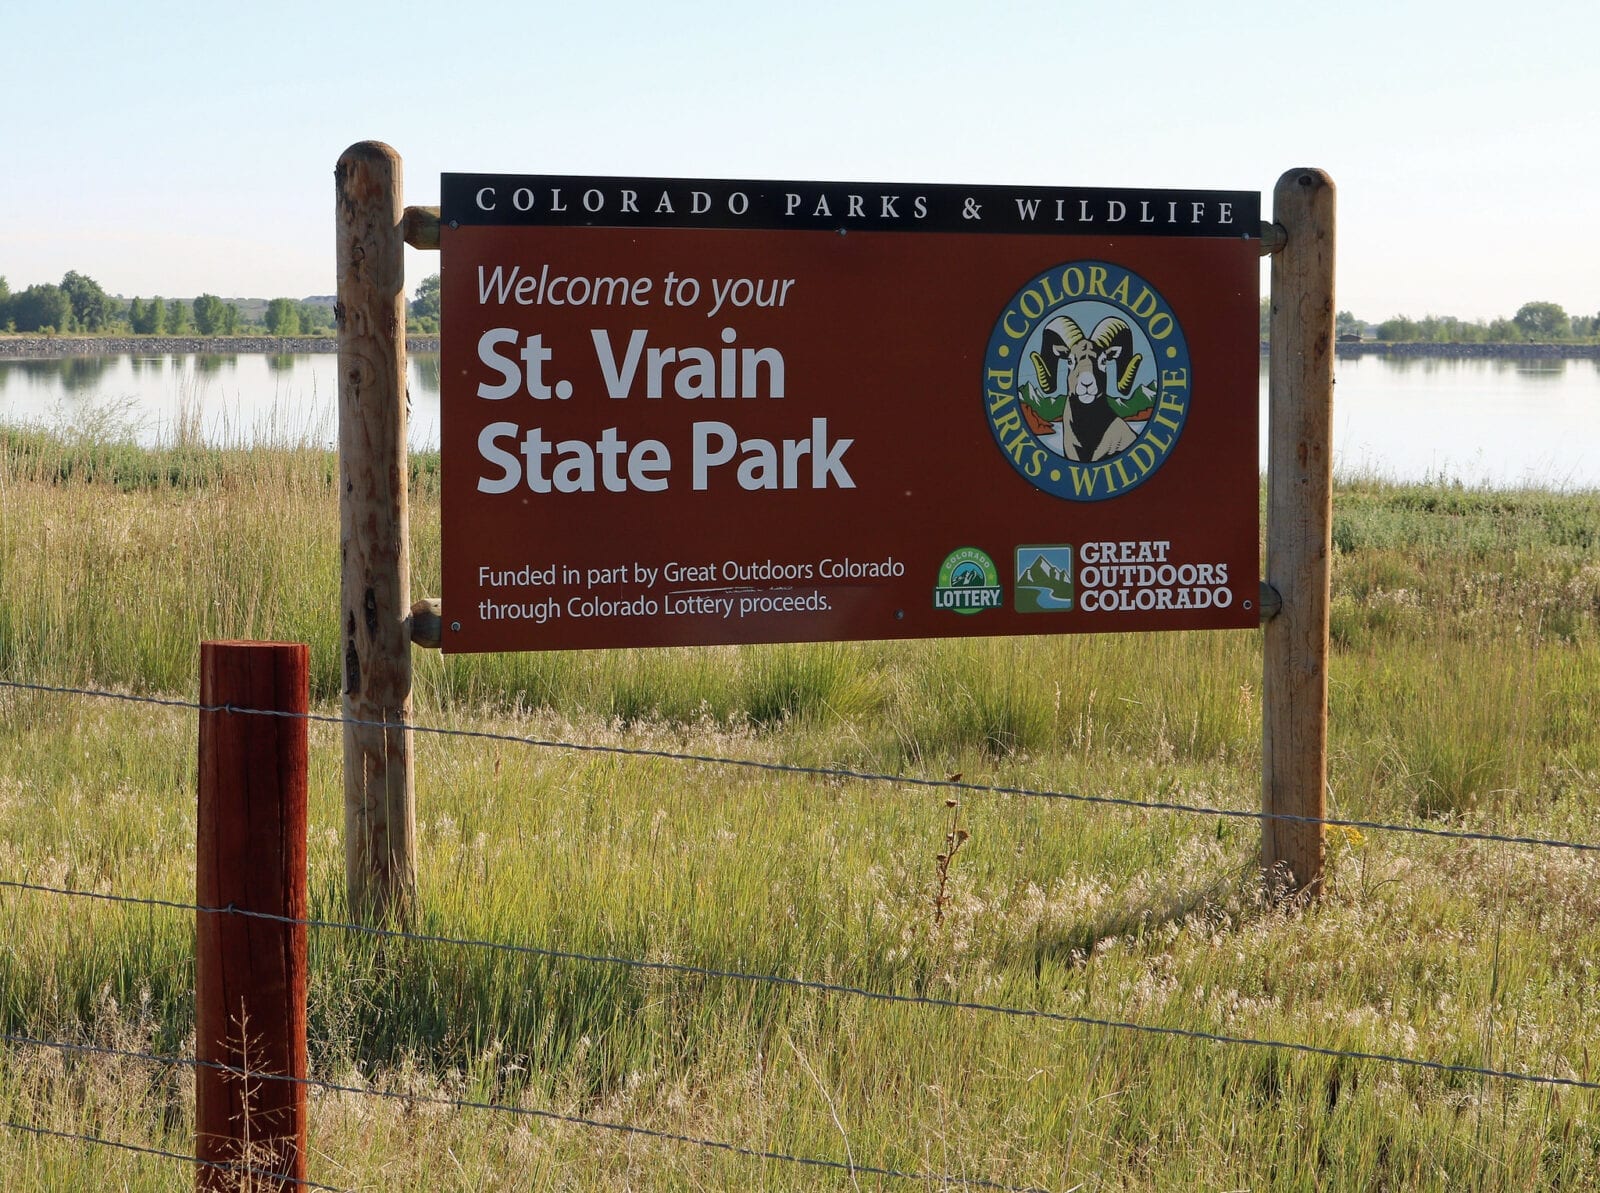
[982,262,1191,502]
[933,547,1002,615]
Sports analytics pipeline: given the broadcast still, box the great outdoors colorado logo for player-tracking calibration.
[982,262,1191,502]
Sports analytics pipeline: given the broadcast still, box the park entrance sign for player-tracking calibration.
[438,173,1260,653]
[343,145,1328,909]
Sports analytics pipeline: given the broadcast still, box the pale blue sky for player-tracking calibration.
[3,0,1594,322]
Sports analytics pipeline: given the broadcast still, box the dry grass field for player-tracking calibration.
[3,428,1600,1189]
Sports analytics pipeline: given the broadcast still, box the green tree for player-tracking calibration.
[166,298,191,335]
[1335,310,1363,338]
[1376,315,1419,342]
[0,276,12,330]
[1513,301,1570,340]
[60,271,113,332]
[192,294,228,335]
[264,298,301,336]
[9,283,73,333]
[296,300,333,335]
[411,273,441,324]
[220,302,240,335]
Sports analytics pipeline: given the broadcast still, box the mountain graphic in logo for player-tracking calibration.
[934,547,1003,614]
[1014,545,1074,612]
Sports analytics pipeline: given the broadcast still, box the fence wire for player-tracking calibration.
[0,1032,1047,1193]
[3,676,1598,857]
[5,673,1600,1188]
[4,878,1597,1097]
[0,1117,342,1191]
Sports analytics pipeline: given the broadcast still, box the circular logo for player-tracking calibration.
[982,262,1190,502]
[933,547,1002,615]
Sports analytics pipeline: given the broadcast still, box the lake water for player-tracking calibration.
[2,351,1598,489]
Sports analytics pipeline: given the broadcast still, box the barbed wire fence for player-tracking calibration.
[2,675,1597,1189]
[10,678,1597,855]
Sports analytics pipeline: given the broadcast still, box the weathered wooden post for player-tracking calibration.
[335,141,417,922]
[1262,168,1336,895]
[196,641,309,1190]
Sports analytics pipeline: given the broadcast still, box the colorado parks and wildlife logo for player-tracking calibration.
[983,261,1191,502]
[933,547,1002,614]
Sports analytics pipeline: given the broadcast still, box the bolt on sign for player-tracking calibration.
[438,174,1260,653]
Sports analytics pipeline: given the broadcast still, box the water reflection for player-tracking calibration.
[412,353,441,393]
[0,356,118,389]
[1383,354,1467,375]
[5,359,71,384]
[1339,353,1577,381]
[1513,360,1566,379]
[2,350,1597,487]
[1256,353,1600,487]
[0,351,443,450]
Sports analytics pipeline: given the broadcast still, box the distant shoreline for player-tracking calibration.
[0,335,441,358]
[0,334,1593,360]
[1286,340,1600,359]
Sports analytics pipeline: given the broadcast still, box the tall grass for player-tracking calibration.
[3,431,1600,1188]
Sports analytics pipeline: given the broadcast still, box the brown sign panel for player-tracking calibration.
[439,175,1259,653]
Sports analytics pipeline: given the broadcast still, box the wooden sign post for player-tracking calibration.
[335,141,417,923]
[1262,168,1336,895]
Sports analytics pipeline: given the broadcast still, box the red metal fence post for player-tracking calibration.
[196,641,309,1190]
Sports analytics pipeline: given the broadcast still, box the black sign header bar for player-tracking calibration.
[442,173,1259,239]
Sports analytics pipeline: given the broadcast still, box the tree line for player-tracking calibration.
[15,269,1592,345]
[1368,301,1596,343]
[1260,299,1599,343]
[0,271,335,337]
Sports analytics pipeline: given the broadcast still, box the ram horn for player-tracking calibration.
[1047,314,1086,346]
[1030,316,1087,392]
[1090,316,1143,394]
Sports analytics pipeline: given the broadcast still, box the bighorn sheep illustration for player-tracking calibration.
[1030,315,1143,403]
[1029,315,1145,461]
